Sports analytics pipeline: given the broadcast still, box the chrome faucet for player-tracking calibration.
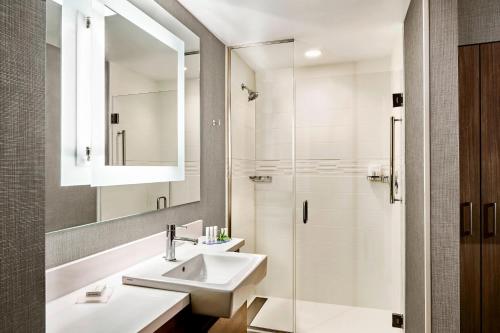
[165,224,198,261]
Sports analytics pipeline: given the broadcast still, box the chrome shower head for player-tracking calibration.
[248,91,259,101]
[241,83,259,102]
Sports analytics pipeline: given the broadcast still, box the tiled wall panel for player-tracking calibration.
[255,68,294,299]
[230,52,256,253]
[293,61,401,309]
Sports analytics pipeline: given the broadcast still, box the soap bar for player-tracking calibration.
[77,288,113,304]
[86,284,107,297]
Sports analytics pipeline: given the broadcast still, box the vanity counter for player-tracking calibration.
[46,237,244,333]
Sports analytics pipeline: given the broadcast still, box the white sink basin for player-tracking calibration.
[123,252,267,318]
[163,253,254,284]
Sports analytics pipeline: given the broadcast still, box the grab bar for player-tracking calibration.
[390,116,402,204]
[303,200,308,224]
[117,130,126,165]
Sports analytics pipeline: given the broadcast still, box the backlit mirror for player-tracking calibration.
[45,0,200,232]
[90,0,185,186]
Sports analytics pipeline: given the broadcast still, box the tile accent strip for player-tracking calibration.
[255,159,389,176]
[232,159,256,177]
[185,160,200,176]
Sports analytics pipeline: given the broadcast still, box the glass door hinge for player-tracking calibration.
[86,146,92,161]
[392,93,404,108]
[392,313,404,329]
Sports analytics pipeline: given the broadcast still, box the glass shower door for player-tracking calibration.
[293,44,405,332]
[228,41,296,332]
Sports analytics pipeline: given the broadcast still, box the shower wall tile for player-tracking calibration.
[293,60,402,310]
[254,68,294,300]
[253,59,402,309]
[230,53,256,253]
[295,174,396,309]
[255,174,294,298]
[231,52,256,161]
[231,159,256,253]
[295,75,355,112]
[255,69,294,161]
[295,67,392,161]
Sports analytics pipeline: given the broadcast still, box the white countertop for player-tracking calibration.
[46,237,244,333]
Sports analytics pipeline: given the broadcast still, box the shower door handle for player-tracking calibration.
[117,130,126,165]
[303,200,308,224]
[390,116,402,204]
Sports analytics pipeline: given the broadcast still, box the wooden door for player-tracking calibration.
[481,42,500,333]
[459,44,481,333]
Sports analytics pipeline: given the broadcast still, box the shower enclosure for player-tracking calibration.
[228,36,405,332]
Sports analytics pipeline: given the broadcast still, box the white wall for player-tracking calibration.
[230,52,256,253]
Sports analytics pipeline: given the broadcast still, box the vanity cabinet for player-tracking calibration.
[459,41,500,333]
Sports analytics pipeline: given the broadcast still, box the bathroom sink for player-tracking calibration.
[122,252,267,318]
[163,253,255,283]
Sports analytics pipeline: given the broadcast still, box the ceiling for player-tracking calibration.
[178,0,410,67]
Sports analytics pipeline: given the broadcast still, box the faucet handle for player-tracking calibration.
[166,224,187,234]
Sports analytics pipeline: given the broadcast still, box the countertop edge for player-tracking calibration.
[139,294,190,333]
[46,237,245,333]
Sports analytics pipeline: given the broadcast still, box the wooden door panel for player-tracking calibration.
[481,42,500,333]
[459,45,481,333]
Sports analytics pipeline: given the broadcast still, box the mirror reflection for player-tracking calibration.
[45,0,200,233]
[104,7,178,166]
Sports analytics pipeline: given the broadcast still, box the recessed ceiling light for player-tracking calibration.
[305,49,322,59]
[184,67,188,71]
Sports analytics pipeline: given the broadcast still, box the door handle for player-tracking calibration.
[390,116,402,204]
[303,200,308,224]
[484,202,497,237]
[460,202,473,236]
[117,130,126,165]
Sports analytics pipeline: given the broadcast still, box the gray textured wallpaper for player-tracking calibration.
[45,44,97,232]
[404,1,426,332]
[0,0,45,331]
[458,0,500,45]
[429,0,460,331]
[45,0,227,268]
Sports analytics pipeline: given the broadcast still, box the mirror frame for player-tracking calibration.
[61,0,186,187]
[60,0,94,186]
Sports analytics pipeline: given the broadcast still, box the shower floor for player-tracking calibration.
[248,296,401,333]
